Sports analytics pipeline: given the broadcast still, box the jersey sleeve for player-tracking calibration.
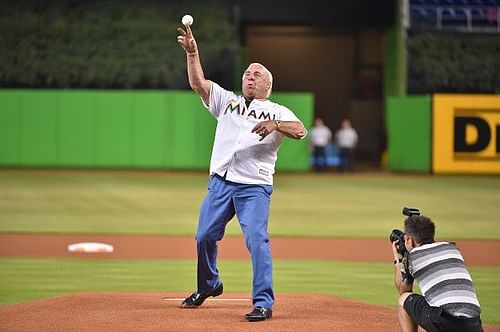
[202,81,236,119]
[278,105,301,122]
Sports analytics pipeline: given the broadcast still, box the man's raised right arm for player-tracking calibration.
[177,26,211,105]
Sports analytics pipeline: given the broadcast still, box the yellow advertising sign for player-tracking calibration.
[433,94,500,174]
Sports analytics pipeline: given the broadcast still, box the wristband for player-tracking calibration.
[393,258,402,264]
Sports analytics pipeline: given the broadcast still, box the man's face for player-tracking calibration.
[242,64,271,100]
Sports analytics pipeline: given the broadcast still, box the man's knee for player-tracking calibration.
[196,232,213,243]
[196,227,223,243]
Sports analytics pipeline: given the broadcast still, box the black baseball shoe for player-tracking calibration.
[181,283,223,308]
[245,307,273,322]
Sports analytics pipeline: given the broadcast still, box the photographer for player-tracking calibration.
[392,215,483,332]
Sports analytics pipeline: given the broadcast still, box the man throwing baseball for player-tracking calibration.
[177,24,307,321]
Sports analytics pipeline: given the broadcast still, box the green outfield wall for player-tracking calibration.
[0,90,313,171]
[386,95,432,173]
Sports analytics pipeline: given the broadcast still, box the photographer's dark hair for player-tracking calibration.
[404,215,435,245]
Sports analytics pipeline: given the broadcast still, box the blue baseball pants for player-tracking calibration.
[195,174,274,309]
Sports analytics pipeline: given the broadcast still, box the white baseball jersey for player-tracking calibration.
[202,81,305,185]
[335,128,358,149]
[310,126,332,147]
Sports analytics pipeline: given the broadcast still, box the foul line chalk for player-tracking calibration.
[68,242,114,253]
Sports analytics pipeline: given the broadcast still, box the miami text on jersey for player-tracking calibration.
[223,100,277,120]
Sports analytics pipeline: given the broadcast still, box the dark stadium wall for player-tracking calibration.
[235,0,395,166]
[243,25,386,165]
[244,25,355,133]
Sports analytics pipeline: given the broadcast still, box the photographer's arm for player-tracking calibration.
[394,262,413,294]
[392,241,413,294]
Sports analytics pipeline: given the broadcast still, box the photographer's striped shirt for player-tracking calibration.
[408,242,481,318]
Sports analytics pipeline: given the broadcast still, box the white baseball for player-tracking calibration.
[182,14,193,27]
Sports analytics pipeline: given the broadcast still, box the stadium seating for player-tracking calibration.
[409,0,499,31]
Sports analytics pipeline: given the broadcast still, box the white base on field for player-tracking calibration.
[67,242,114,253]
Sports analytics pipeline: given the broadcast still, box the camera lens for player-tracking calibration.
[390,229,404,242]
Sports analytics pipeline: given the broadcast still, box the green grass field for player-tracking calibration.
[1,170,499,239]
[0,170,499,325]
[1,259,498,325]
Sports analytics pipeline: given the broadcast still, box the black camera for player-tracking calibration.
[389,207,421,256]
[390,229,406,256]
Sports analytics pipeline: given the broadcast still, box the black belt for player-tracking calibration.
[213,173,226,180]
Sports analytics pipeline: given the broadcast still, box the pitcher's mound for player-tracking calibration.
[0,292,403,331]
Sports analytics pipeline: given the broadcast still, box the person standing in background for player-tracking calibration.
[310,118,332,172]
[334,119,358,172]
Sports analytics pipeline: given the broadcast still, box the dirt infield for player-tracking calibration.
[1,234,499,331]
[1,292,499,332]
[0,292,400,332]
[1,234,499,266]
